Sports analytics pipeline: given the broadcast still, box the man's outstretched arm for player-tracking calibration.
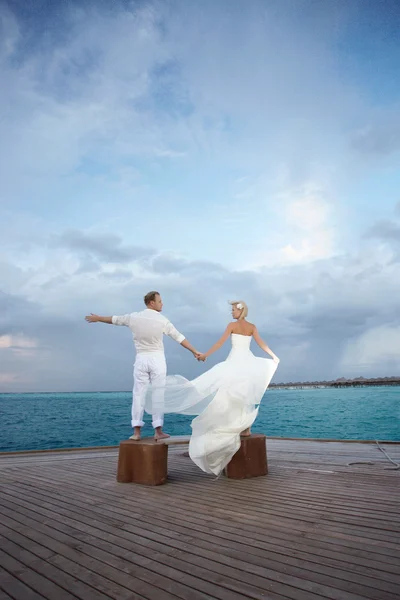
[85,314,113,324]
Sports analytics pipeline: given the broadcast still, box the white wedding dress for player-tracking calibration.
[145,333,278,476]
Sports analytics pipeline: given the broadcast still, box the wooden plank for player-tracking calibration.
[1,437,399,458]
[161,436,191,445]
[17,466,400,534]
[0,502,305,600]
[21,464,399,548]
[0,569,46,600]
[0,436,189,458]
[4,478,398,564]
[134,463,400,513]
[168,472,400,514]
[4,482,394,572]
[19,472,400,556]
[1,487,399,600]
[0,532,144,600]
[5,474,398,570]
[1,439,399,600]
[5,461,396,515]
[6,460,400,556]
[33,442,397,486]
[0,508,261,600]
[0,446,119,457]
[16,452,398,512]
[8,472,400,575]
[0,547,98,600]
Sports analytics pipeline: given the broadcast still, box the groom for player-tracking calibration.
[85,291,200,440]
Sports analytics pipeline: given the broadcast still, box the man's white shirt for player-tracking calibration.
[112,309,185,354]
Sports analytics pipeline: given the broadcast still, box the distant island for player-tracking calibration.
[270,376,400,389]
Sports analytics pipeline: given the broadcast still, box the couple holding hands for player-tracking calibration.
[85,290,279,476]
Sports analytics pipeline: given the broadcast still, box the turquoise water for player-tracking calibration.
[0,387,399,452]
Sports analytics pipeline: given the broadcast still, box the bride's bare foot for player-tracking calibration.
[241,428,251,437]
[154,428,170,441]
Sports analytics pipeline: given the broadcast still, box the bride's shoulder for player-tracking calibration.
[246,322,257,336]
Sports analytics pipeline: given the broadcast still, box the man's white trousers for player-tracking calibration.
[132,352,166,429]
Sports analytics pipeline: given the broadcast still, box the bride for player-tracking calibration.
[146,301,279,476]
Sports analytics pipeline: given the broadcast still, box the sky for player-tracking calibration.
[1,0,400,392]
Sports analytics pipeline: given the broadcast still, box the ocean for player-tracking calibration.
[1,386,399,453]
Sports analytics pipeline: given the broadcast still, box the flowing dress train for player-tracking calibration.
[145,334,278,475]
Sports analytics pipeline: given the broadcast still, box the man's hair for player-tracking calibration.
[144,291,160,306]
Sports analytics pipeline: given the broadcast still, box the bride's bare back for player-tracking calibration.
[230,319,255,337]
[228,319,278,363]
[200,302,278,365]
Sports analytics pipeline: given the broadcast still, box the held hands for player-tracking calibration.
[194,352,207,362]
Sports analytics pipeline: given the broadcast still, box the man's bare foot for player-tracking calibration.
[241,428,251,437]
[154,428,170,441]
[129,427,141,441]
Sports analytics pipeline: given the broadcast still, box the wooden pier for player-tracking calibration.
[0,438,399,600]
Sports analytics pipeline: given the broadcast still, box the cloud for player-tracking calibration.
[0,2,180,210]
[1,1,400,391]
[0,373,18,384]
[365,215,400,262]
[245,184,336,269]
[285,191,330,232]
[54,230,154,264]
[1,209,400,391]
[366,220,400,243]
[351,118,400,156]
[150,254,226,276]
[340,325,400,377]
[0,290,40,335]
[0,334,37,349]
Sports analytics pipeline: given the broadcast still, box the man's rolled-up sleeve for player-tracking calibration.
[112,314,132,327]
[164,320,185,343]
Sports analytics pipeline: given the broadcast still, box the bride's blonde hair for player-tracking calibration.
[229,300,248,320]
